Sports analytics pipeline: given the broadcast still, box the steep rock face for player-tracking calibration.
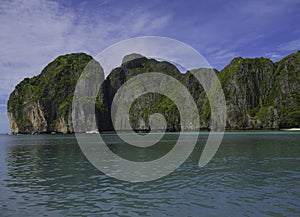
[102,56,183,131]
[218,52,300,129]
[7,51,300,133]
[183,69,219,129]
[7,53,93,134]
[219,57,277,129]
[272,52,300,127]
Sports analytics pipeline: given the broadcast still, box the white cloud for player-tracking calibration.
[278,39,300,51]
[202,46,237,69]
[96,36,211,77]
[0,0,171,133]
[0,0,171,99]
[265,52,282,60]
[241,0,293,17]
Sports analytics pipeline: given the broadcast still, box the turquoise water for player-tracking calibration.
[0,132,299,216]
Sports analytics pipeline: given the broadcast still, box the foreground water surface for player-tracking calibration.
[0,132,299,216]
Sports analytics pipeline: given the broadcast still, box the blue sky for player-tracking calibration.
[0,0,300,133]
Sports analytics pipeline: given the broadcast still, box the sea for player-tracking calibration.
[0,132,299,216]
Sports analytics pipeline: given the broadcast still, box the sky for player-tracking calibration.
[0,0,300,133]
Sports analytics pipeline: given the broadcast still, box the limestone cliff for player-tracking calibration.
[7,53,93,134]
[218,52,299,129]
[7,51,300,134]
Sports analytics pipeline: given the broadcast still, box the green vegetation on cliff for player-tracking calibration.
[8,53,93,133]
[7,51,300,134]
[218,52,300,128]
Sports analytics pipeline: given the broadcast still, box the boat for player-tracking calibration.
[280,128,300,131]
[86,130,99,134]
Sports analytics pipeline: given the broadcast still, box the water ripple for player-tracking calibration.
[0,133,299,216]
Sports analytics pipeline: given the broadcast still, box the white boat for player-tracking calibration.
[280,128,300,131]
[86,130,99,134]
